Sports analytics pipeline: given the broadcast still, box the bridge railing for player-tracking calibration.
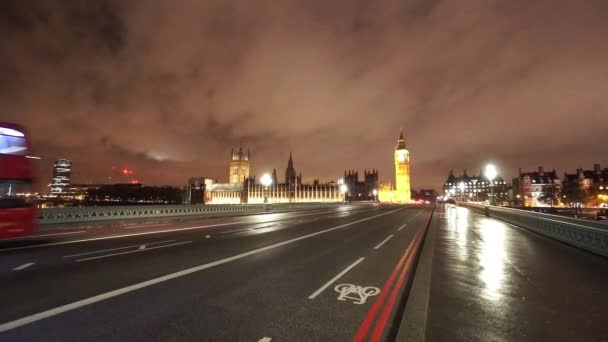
[38,202,344,225]
[457,201,608,257]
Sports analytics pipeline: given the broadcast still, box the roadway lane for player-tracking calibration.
[426,205,608,341]
[0,204,433,341]
[0,206,372,272]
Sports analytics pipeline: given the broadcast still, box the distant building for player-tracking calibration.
[50,159,71,195]
[443,169,508,203]
[378,131,411,203]
[186,177,215,204]
[343,169,379,201]
[229,148,250,184]
[84,183,183,204]
[512,166,560,207]
[285,153,302,185]
[205,151,341,204]
[562,164,608,207]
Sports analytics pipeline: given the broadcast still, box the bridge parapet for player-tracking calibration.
[38,202,344,225]
[457,202,608,257]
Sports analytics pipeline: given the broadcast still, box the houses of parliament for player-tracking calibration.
[189,131,412,204]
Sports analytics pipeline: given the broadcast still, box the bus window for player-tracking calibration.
[0,128,28,155]
[0,181,33,208]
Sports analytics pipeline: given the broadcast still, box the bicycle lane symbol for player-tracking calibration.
[334,283,380,305]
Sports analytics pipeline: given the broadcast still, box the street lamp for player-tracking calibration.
[485,164,497,205]
[261,173,272,204]
[372,189,378,203]
[340,184,348,203]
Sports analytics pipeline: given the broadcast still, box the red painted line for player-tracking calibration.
[370,232,423,341]
[352,229,422,342]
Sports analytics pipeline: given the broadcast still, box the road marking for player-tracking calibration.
[335,284,380,304]
[205,235,211,239]
[62,240,176,258]
[259,337,272,342]
[124,223,170,229]
[76,241,192,262]
[138,245,146,250]
[0,231,86,241]
[12,262,35,271]
[354,229,422,341]
[370,231,424,341]
[0,207,402,333]
[373,235,394,250]
[397,224,407,231]
[308,257,365,299]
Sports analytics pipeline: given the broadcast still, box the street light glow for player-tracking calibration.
[261,173,272,187]
[372,189,378,196]
[340,184,347,193]
[485,164,497,181]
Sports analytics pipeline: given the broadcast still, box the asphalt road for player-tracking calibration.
[0,204,432,342]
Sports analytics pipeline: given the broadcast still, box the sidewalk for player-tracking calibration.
[421,205,608,342]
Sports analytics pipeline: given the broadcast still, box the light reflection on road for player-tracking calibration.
[445,205,507,301]
[477,219,506,301]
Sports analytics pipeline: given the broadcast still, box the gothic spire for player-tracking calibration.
[396,130,406,149]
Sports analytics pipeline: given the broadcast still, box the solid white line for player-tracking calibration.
[75,241,192,262]
[373,234,394,250]
[398,224,407,231]
[12,262,35,271]
[259,337,272,342]
[0,207,402,333]
[138,245,146,250]
[124,223,169,229]
[308,257,365,299]
[0,231,86,241]
[63,240,176,258]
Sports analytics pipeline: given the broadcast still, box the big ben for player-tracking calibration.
[394,131,411,203]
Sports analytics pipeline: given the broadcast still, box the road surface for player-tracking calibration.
[0,204,431,341]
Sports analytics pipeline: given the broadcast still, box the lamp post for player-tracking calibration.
[485,164,497,206]
[261,173,272,207]
[340,184,348,204]
[372,189,378,203]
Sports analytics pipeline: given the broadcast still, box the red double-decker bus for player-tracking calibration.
[0,122,36,239]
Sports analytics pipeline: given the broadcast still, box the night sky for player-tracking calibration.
[1,1,607,191]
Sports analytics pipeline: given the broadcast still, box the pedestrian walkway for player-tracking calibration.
[425,205,608,342]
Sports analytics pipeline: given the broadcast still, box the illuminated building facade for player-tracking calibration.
[512,167,560,207]
[206,151,341,204]
[50,159,71,195]
[562,164,608,207]
[378,131,411,203]
[229,148,250,184]
[444,169,508,203]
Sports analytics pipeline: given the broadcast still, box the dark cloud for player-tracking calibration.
[1,0,607,192]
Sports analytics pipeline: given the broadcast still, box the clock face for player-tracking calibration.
[396,151,408,163]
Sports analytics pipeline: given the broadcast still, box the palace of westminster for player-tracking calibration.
[187,132,411,204]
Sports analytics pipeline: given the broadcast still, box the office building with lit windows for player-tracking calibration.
[443,169,508,203]
[50,159,72,195]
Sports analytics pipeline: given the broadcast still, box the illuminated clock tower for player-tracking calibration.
[394,131,411,203]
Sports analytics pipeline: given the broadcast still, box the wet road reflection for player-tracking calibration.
[429,205,608,342]
[445,205,507,301]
